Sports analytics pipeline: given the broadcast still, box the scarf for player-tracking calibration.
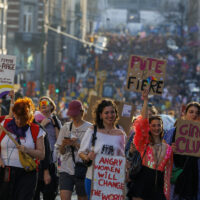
[6,118,29,138]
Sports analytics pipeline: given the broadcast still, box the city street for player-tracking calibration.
[0,0,200,200]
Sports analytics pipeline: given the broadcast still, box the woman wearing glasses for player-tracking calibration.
[34,96,62,200]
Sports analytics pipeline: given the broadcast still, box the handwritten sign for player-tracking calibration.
[126,55,166,95]
[91,154,126,200]
[0,55,16,98]
[175,119,200,157]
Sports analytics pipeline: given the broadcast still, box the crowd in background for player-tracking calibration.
[69,31,199,119]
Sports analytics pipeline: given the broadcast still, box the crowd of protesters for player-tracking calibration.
[77,32,199,118]
[0,89,199,200]
[0,27,200,200]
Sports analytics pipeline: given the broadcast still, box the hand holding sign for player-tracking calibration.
[175,119,200,157]
[142,88,149,101]
[0,55,16,98]
[91,154,126,200]
[126,55,166,95]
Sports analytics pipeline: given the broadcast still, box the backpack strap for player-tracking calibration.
[30,123,40,171]
[69,122,76,163]
[0,118,12,143]
[91,125,97,148]
[52,114,61,130]
[69,122,73,132]
[30,123,40,145]
[0,119,40,144]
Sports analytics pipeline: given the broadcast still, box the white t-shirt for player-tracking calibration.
[55,121,92,175]
[1,124,45,168]
[78,128,126,179]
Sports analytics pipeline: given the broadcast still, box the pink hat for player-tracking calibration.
[67,100,83,117]
[34,111,45,123]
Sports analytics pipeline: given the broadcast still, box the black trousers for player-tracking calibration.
[0,166,37,200]
[34,163,58,200]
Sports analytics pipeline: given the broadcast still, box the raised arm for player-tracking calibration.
[7,90,15,118]
[133,89,150,152]
[141,89,149,119]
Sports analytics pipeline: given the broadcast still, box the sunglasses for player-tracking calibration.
[39,100,50,107]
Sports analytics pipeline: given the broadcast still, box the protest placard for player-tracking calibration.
[0,55,16,98]
[126,55,167,95]
[175,119,200,157]
[91,154,126,200]
[84,95,135,135]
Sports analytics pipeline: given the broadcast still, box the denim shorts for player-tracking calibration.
[59,172,86,196]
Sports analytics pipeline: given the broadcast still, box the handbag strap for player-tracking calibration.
[71,124,97,164]
[141,144,148,163]
[142,147,147,160]
[69,122,76,164]
[91,125,97,148]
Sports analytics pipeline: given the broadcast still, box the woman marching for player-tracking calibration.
[127,89,173,200]
[56,100,91,200]
[164,101,200,200]
[78,99,126,200]
[0,97,45,200]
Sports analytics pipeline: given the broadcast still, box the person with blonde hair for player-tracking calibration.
[34,96,62,200]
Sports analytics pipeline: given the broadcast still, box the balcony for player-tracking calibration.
[14,32,45,51]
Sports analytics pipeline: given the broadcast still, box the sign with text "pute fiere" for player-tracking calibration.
[175,119,200,157]
[91,154,126,200]
[126,55,167,95]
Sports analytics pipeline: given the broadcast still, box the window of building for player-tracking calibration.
[23,4,34,32]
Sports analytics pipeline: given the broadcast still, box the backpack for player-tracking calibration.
[52,114,61,130]
[0,118,39,145]
[0,118,40,170]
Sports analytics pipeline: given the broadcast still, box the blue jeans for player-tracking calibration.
[85,178,91,200]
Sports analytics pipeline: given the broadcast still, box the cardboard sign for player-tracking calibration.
[126,55,166,95]
[84,95,135,135]
[91,154,126,200]
[175,119,200,157]
[0,55,16,98]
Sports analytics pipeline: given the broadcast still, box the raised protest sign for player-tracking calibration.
[91,154,126,200]
[84,95,135,135]
[0,55,16,98]
[175,119,200,157]
[126,55,166,95]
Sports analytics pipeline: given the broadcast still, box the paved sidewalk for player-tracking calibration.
[55,193,77,200]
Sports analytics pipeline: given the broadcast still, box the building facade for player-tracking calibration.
[6,0,44,95]
[0,0,7,54]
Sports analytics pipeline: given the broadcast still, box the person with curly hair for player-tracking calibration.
[0,97,45,200]
[127,89,173,200]
[78,99,126,200]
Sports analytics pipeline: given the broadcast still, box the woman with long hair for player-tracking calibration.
[128,89,173,200]
[78,99,126,200]
[164,101,200,200]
